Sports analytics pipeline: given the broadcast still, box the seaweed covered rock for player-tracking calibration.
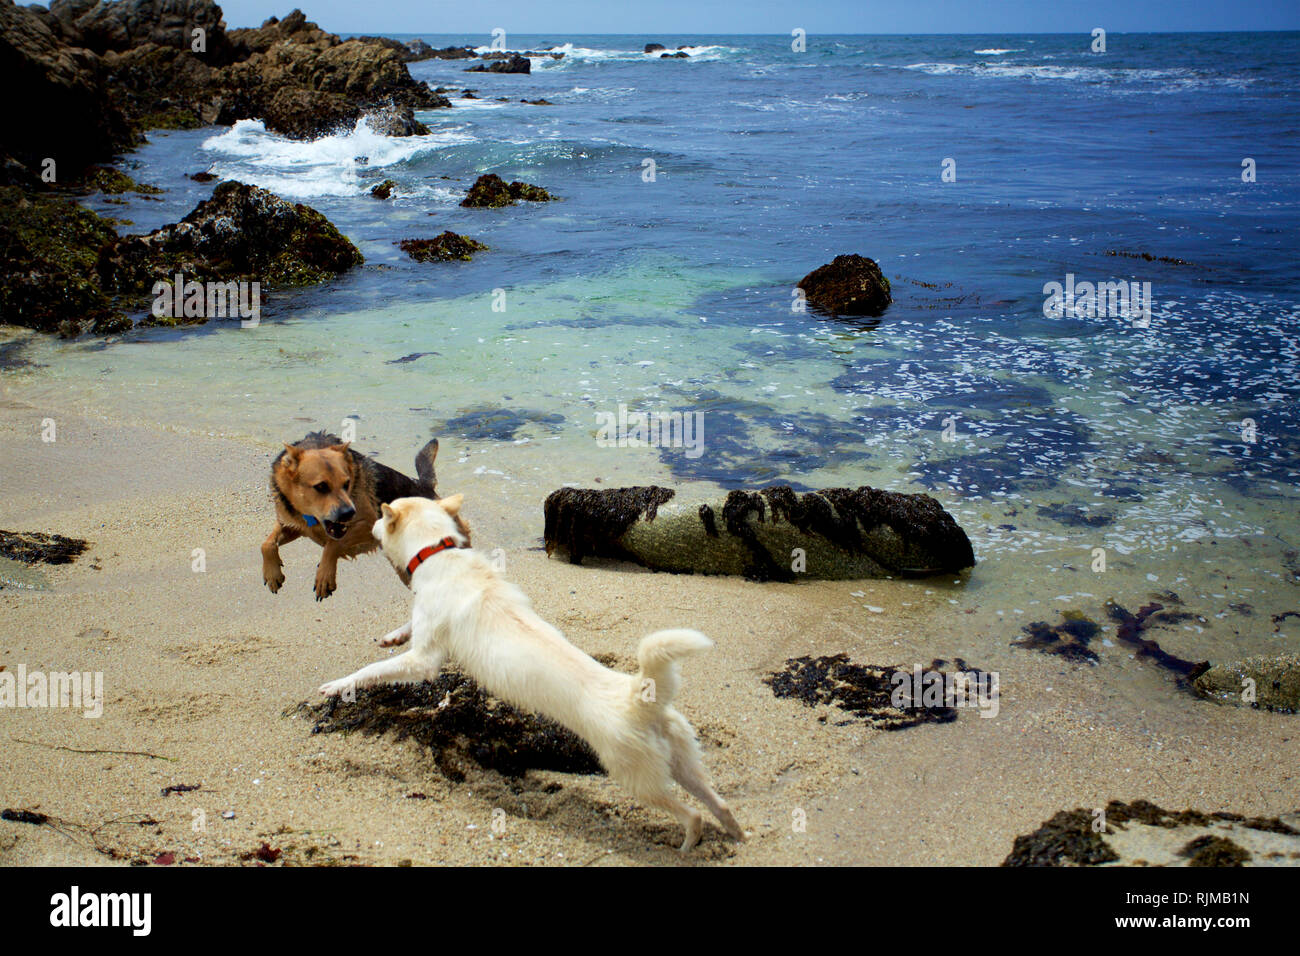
[543,484,975,581]
[798,254,892,317]
[101,180,363,294]
[460,173,555,208]
[399,232,487,262]
[0,186,129,334]
[1003,800,1300,867]
[1194,655,1300,713]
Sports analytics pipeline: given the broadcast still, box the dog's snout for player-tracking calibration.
[334,504,356,522]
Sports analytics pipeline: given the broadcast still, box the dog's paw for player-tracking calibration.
[318,677,355,698]
[377,625,411,648]
[263,565,285,593]
[313,567,337,601]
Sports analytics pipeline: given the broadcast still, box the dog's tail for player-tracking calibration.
[415,438,439,497]
[635,629,713,707]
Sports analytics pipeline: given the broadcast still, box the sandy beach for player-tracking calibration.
[2,392,1296,867]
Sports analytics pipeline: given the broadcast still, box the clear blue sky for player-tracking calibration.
[214,0,1300,34]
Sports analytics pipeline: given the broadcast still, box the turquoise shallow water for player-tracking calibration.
[3,32,1299,668]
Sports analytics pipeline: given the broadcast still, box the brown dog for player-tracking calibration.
[262,431,441,600]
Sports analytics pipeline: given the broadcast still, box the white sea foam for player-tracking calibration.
[198,118,473,199]
[973,48,1022,55]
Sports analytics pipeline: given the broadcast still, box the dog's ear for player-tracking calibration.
[440,493,464,517]
[380,502,396,524]
[330,441,352,455]
[282,443,302,468]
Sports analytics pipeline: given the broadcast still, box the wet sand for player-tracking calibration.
[1,392,1296,866]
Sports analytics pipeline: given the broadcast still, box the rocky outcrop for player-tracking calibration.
[1194,655,1300,713]
[798,254,893,317]
[0,185,130,334]
[369,179,396,200]
[399,232,487,262]
[2,2,451,183]
[0,179,363,335]
[661,51,689,58]
[73,0,238,64]
[543,485,976,580]
[261,86,358,138]
[465,53,529,74]
[644,43,665,53]
[100,180,363,294]
[0,0,135,178]
[1004,800,1300,867]
[460,173,555,208]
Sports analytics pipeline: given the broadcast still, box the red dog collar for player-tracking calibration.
[407,537,458,575]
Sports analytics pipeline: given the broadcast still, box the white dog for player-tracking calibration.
[318,494,745,850]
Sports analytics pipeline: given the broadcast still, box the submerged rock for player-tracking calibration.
[1003,800,1300,867]
[460,173,555,208]
[1194,655,1300,713]
[798,254,892,317]
[543,484,975,580]
[399,232,487,262]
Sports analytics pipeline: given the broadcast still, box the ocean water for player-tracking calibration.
[5,32,1300,666]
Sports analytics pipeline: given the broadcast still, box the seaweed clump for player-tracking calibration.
[1001,809,1120,867]
[544,486,676,565]
[764,654,985,730]
[399,232,487,262]
[1106,601,1208,679]
[0,530,89,565]
[1179,835,1251,867]
[291,671,602,780]
[721,485,975,582]
[1012,611,1101,663]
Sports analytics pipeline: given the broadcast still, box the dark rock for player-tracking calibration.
[425,44,476,60]
[190,171,216,182]
[460,172,555,208]
[261,86,359,139]
[399,232,487,262]
[520,98,552,105]
[105,180,363,289]
[0,1,134,178]
[660,50,689,58]
[0,185,128,334]
[543,484,976,580]
[361,103,432,136]
[798,254,892,317]
[74,0,238,64]
[644,43,665,52]
[370,179,396,200]
[464,53,529,74]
